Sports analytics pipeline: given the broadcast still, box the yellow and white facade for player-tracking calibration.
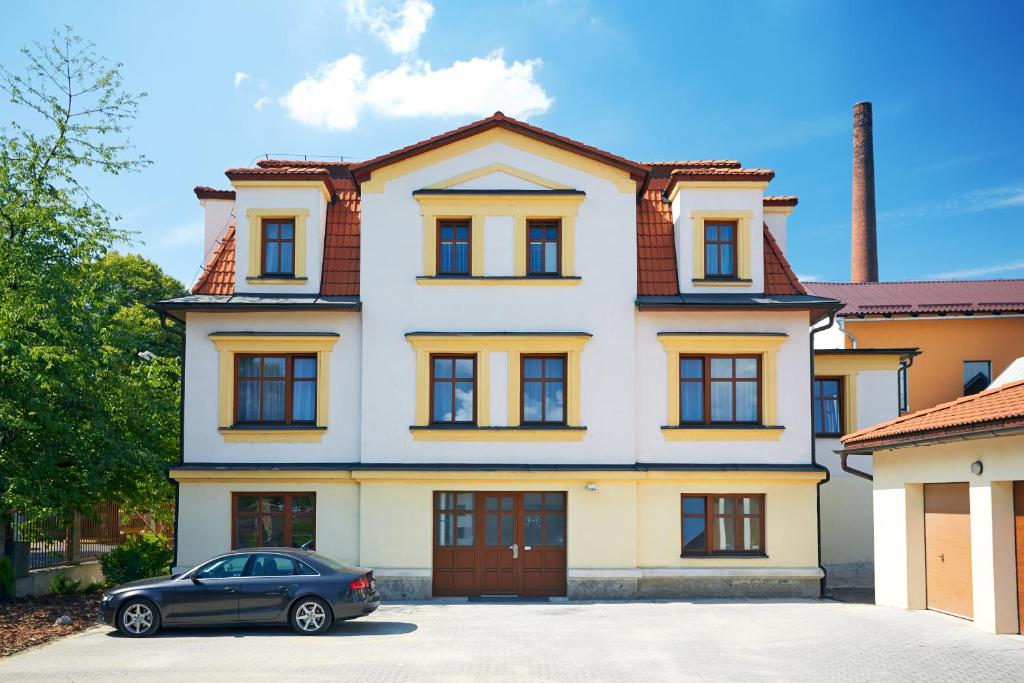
[161,116,841,599]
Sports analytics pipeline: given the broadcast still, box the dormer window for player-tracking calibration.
[704,221,737,278]
[262,219,295,277]
[527,219,561,276]
[437,220,471,276]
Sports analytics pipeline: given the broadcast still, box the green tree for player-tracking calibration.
[0,28,183,521]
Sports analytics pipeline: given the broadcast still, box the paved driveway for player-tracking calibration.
[2,599,1022,681]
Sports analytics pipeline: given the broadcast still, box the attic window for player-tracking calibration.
[704,221,737,278]
[262,219,296,276]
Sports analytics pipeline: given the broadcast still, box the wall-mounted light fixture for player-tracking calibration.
[585,483,598,492]
[970,460,983,476]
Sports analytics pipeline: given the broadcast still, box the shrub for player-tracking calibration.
[82,580,106,594]
[0,557,15,600]
[99,533,173,586]
[48,572,81,595]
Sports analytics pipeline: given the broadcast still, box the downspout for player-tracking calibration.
[809,310,838,597]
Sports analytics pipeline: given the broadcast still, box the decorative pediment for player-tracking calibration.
[424,163,571,192]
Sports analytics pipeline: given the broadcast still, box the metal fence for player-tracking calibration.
[6,502,173,571]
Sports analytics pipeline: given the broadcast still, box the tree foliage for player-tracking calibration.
[0,28,184,520]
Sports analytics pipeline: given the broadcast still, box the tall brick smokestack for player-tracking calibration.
[851,101,878,283]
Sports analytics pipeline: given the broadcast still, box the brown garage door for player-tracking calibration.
[1014,482,1024,634]
[924,482,973,619]
[432,491,567,598]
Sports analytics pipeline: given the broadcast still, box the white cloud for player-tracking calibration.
[253,96,272,111]
[926,260,1024,280]
[795,273,821,282]
[233,71,252,88]
[280,50,552,132]
[345,0,434,55]
[881,184,1024,226]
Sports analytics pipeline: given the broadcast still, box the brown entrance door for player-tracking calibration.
[1013,481,1024,634]
[924,482,973,619]
[432,491,567,597]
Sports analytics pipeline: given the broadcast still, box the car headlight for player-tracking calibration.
[101,594,113,603]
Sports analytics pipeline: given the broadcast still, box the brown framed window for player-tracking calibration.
[679,355,760,425]
[704,221,737,278]
[262,219,296,276]
[437,220,471,275]
[522,354,566,424]
[235,354,317,425]
[233,492,315,549]
[813,377,844,436]
[527,220,561,275]
[434,492,475,547]
[431,355,476,424]
[681,494,765,556]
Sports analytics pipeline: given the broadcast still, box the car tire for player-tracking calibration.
[290,596,332,635]
[116,598,161,638]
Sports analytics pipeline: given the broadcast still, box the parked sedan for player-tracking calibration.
[99,548,379,637]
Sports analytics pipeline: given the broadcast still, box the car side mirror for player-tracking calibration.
[191,575,202,584]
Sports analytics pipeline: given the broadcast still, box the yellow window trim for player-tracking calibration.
[416,277,581,287]
[424,162,572,191]
[814,354,903,434]
[667,181,770,200]
[361,128,637,194]
[416,194,583,278]
[245,277,309,286]
[406,334,590,434]
[661,427,784,442]
[232,180,331,203]
[209,334,339,439]
[245,208,310,280]
[409,427,586,442]
[690,210,753,283]
[657,333,787,434]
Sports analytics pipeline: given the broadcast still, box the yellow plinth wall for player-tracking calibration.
[171,466,825,598]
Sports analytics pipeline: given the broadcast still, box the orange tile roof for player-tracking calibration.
[763,195,798,207]
[763,223,806,295]
[192,225,235,295]
[842,379,1024,450]
[225,167,335,197]
[320,179,360,296]
[645,160,742,169]
[636,175,678,296]
[194,186,236,200]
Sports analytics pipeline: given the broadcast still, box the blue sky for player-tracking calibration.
[4,1,1023,287]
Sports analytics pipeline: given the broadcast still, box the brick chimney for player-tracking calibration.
[851,101,878,283]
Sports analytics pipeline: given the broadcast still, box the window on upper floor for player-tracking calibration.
[813,377,844,436]
[261,219,296,277]
[527,219,561,276]
[679,355,760,425]
[437,220,472,276]
[703,221,737,278]
[522,355,566,425]
[233,493,315,549]
[431,355,476,424]
[236,354,317,425]
[963,360,991,396]
[681,494,765,556]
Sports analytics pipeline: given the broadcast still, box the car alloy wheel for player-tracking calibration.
[292,598,330,635]
[118,599,160,637]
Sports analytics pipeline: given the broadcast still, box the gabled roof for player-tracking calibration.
[192,225,235,295]
[225,166,335,197]
[636,174,678,296]
[350,111,649,186]
[763,224,806,295]
[320,178,360,296]
[804,280,1024,316]
[842,379,1024,451]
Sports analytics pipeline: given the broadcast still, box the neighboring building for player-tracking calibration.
[806,280,1024,413]
[155,113,842,600]
[813,347,918,592]
[840,379,1024,634]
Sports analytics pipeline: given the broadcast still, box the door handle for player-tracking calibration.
[524,546,532,551]
[510,543,519,559]
[939,553,945,562]
[223,587,238,593]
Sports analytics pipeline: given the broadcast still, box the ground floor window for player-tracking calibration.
[681,494,765,556]
[232,493,316,549]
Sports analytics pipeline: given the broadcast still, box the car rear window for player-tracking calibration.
[306,552,355,573]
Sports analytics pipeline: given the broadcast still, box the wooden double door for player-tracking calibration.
[432,491,567,597]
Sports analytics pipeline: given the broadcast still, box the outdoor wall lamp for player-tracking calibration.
[585,483,598,492]
[970,460,983,476]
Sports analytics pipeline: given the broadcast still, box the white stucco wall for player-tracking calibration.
[182,311,362,464]
[763,211,788,252]
[233,186,328,295]
[199,197,234,265]
[635,310,813,464]
[671,187,765,294]
[358,142,638,465]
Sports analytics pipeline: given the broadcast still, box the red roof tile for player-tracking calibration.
[192,225,235,295]
[256,160,352,168]
[842,379,1024,449]
[636,176,679,296]
[225,167,335,197]
[350,111,649,185]
[645,160,742,169]
[320,179,361,296]
[194,186,236,200]
[763,195,798,207]
[804,280,1024,316]
[763,223,806,295]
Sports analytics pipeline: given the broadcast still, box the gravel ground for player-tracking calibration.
[2,599,1023,682]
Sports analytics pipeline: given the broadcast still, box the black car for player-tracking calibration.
[99,548,379,637]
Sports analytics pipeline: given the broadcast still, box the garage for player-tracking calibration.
[924,483,973,618]
[432,491,567,598]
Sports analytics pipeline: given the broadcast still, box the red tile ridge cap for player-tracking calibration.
[645,160,743,169]
[256,159,352,168]
[194,186,236,200]
[763,195,798,206]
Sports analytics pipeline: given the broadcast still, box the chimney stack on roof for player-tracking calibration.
[851,101,878,283]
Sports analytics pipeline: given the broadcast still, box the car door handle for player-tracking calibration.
[223,587,238,593]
